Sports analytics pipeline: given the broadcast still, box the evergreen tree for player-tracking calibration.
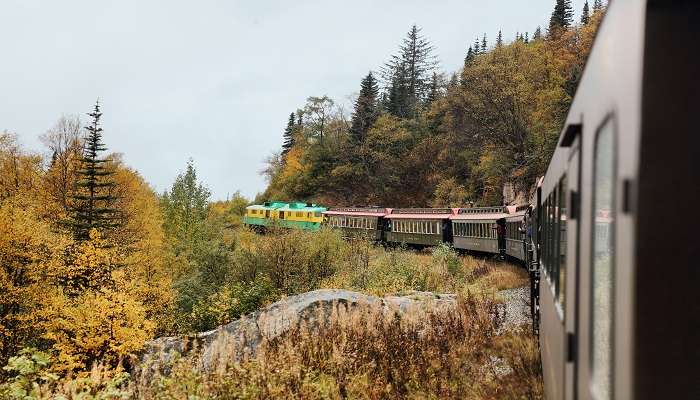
[581,0,590,24]
[425,72,442,106]
[533,26,542,40]
[593,0,603,12]
[350,72,380,143]
[385,64,411,118]
[160,160,210,257]
[281,112,296,156]
[382,25,438,118]
[549,0,574,33]
[524,32,530,43]
[481,34,487,53]
[473,37,481,55]
[496,30,503,47]
[464,46,475,66]
[71,100,118,241]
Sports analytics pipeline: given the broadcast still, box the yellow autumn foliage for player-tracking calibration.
[0,197,64,368]
[41,271,154,373]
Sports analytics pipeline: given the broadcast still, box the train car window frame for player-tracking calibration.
[553,186,560,296]
[543,196,550,277]
[589,114,617,400]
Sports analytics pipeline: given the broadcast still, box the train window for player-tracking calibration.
[542,198,548,274]
[553,187,560,292]
[590,118,615,400]
[544,194,552,276]
[558,176,567,311]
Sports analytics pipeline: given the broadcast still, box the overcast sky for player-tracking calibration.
[1,0,588,200]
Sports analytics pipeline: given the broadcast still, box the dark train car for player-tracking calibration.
[504,205,529,262]
[535,1,698,399]
[322,207,387,241]
[384,208,455,246]
[451,207,507,254]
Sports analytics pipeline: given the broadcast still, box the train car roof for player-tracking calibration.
[451,212,509,221]
[246,201,325,211]
[323,207,388,217]
[385,208,457,219]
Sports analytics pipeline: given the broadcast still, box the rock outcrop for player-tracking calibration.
[138,289,457,376]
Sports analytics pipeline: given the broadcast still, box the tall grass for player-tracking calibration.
[136,294,542,399]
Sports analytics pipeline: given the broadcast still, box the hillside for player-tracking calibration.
[261,11,603,207]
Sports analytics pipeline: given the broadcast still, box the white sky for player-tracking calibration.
[1,0,589,200]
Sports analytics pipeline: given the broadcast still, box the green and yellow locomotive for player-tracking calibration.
[243,201,326,231]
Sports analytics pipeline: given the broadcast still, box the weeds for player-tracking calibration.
[137,294,542,399]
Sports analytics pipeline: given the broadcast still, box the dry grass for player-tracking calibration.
[135,294,542,399]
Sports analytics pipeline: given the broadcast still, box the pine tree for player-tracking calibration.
[533,26,542,40]
[71,100,118,241]
[593,0,603,12]
[549,0,574,33]
[350,72,380,143]
[382,25,438,118]
[281,112,296,156]
[473,37,481,55]
[524,32,530,43]
[481,34,487,53]
[581,0,590,24]
[496,30,503,47]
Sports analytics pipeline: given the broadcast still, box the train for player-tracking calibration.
[244,0,698,398]
[244,202,533,260]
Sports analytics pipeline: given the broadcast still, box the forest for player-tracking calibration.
[262,1,603,207]
[0,1,603,398]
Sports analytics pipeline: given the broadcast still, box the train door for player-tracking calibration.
[265,210,270,218]
[564,138,581,400]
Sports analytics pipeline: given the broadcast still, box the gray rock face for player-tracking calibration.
[138,289,457,376]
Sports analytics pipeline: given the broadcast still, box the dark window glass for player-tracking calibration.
[558,176,568,310]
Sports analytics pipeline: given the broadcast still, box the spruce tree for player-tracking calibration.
[71,100,117,241]
[281,112,296,156]
[549,0,574,33]
[581,1,590,24]
[473,37,481,55]
[496,30,503,47]
[464,46,475,66]
[524,32,530,43]
[382,24,438,118]
[593,0,603,12]
[481,34,487,53]
[350,71,380,143]
[385,64,411,118]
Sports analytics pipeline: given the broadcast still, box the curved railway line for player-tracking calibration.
[244,1,698,398]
